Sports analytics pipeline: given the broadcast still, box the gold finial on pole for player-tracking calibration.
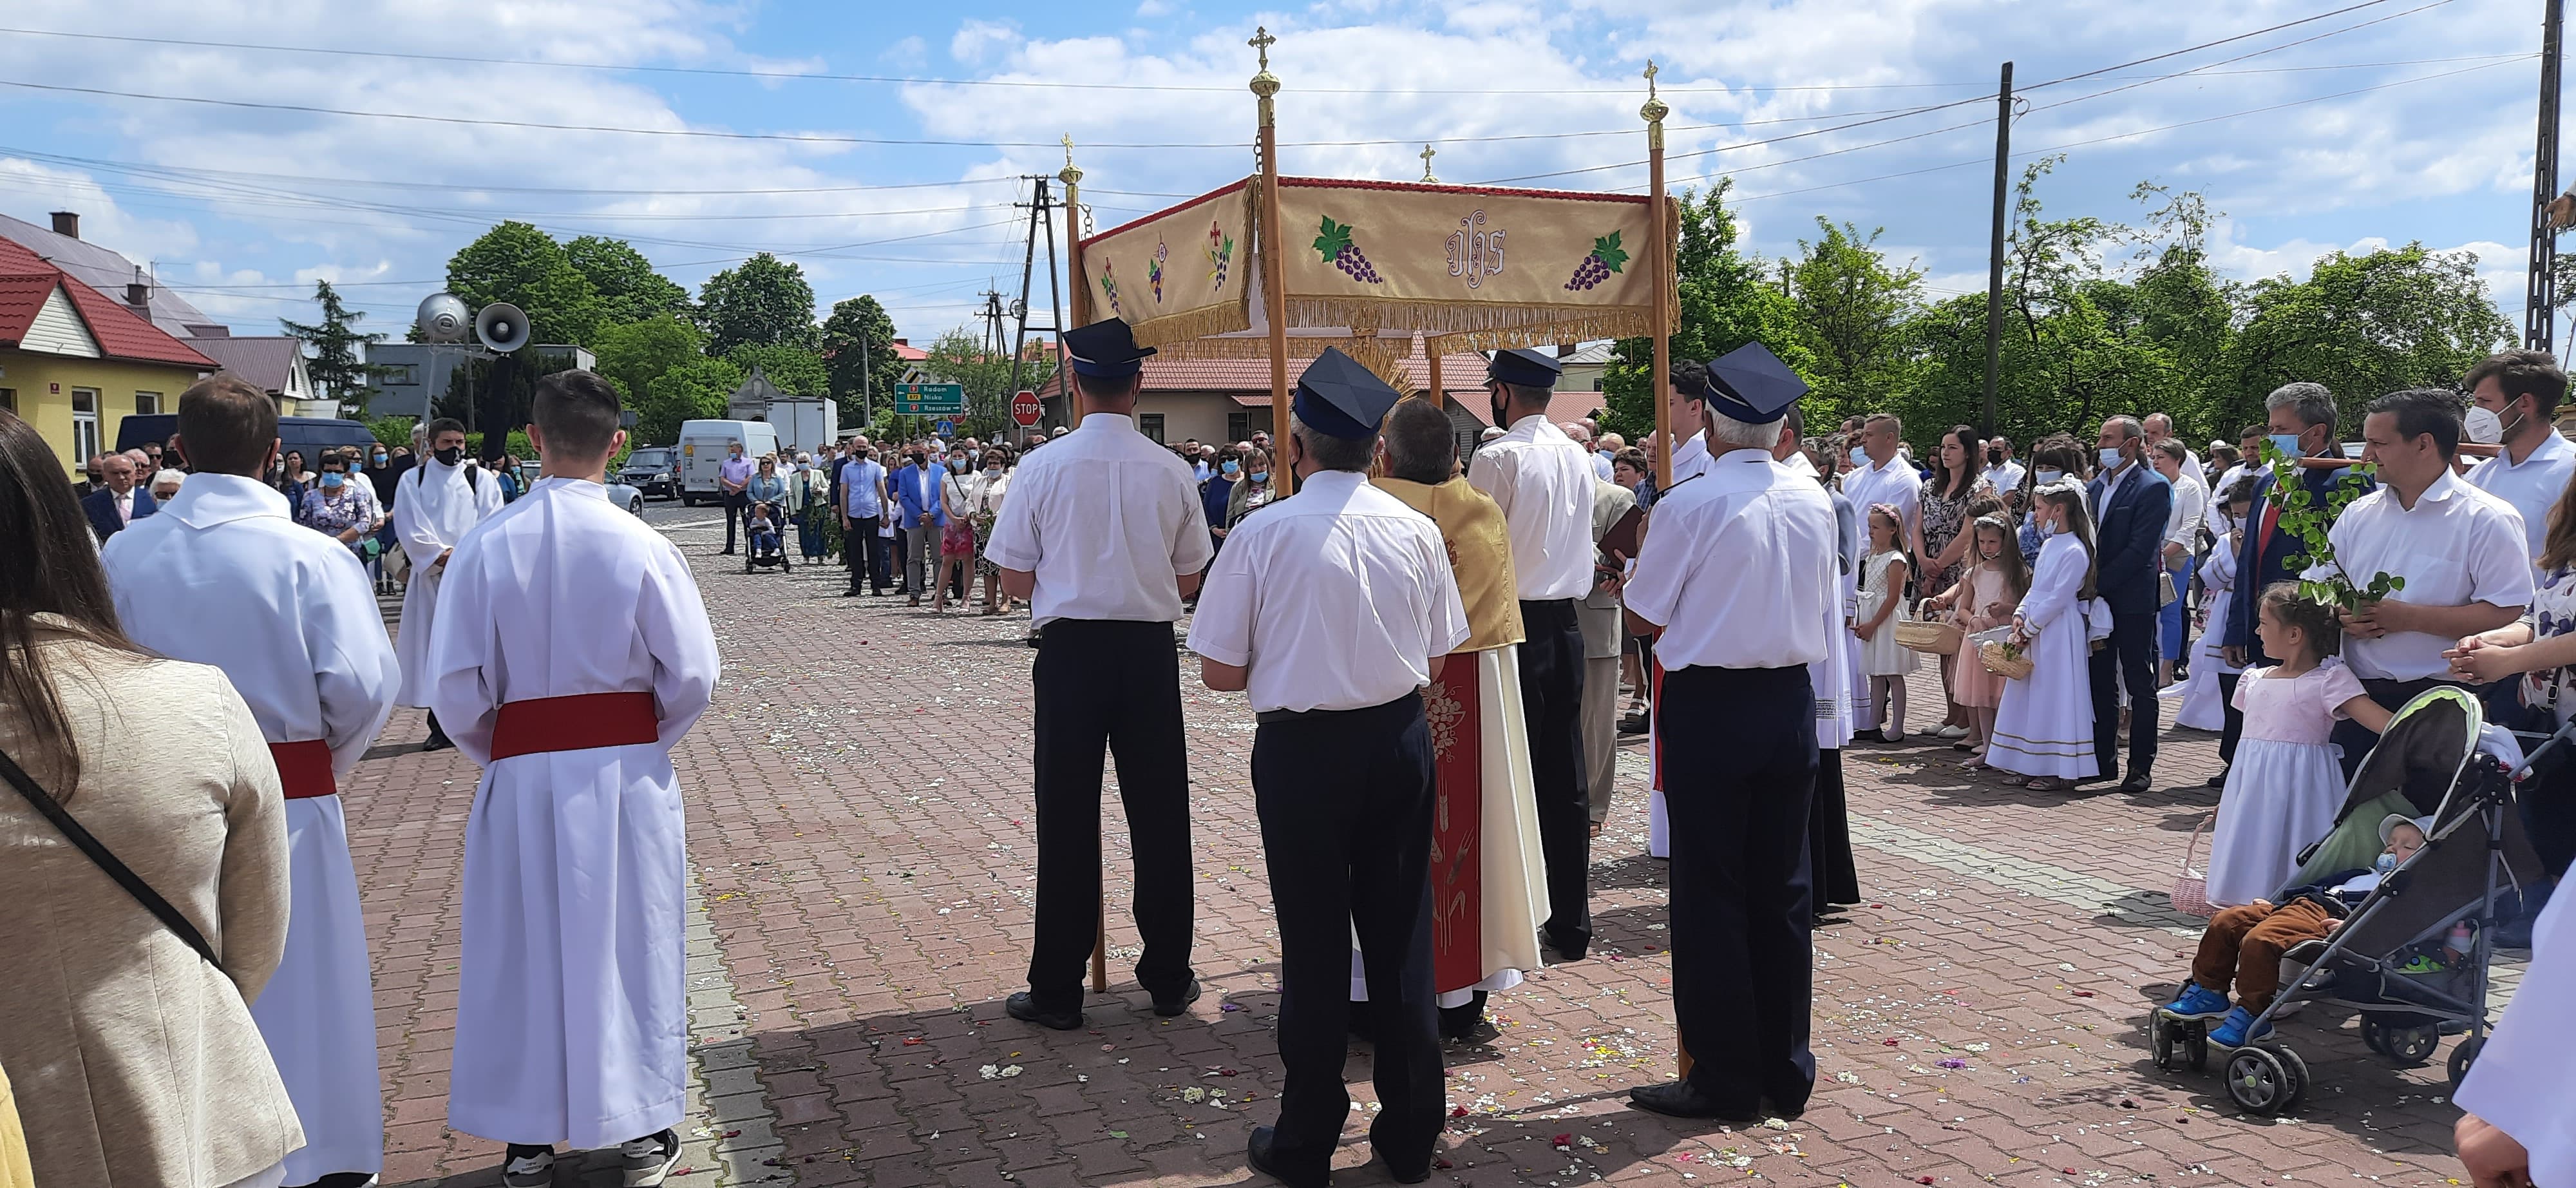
[1641,59,1670,140]
[1058,134,1083,188]
[1419,143,1438,183]
[1249,25,1280,109]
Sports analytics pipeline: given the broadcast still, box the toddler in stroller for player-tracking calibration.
[744,501,791,572]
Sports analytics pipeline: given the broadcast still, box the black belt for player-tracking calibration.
[1255,691,1420,725]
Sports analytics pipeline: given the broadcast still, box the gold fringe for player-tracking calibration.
[1126,300,1251,350]
[1155,336,1362,360]
[1426,309,1658,354]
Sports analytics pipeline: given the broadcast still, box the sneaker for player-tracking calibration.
[2208,1005,2272,1048]
[2162,982,2231,1020]
[621,1129,682,1188]
[1935,725,1969,740]
[501,1144,555,1188]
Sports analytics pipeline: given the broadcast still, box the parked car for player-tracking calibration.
[676,419,779,505]
[620,446,681,499]
[119,414,377,469]
[516,463,644,516]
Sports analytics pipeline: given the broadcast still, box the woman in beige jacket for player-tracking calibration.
[0,409,303,1188]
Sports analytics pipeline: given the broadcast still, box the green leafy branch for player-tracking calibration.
[2260,439,2405,610]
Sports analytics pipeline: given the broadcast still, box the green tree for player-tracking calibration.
[592,315,705,414]
[566,236,692,327]
[699,253,817,356]
[444,221,602,346]
[637,358,743,445]
[1598,180,1812,441]
[722,341,829,398]
[821,295,907,423]
[280,279,391,412]
[922,328,1016,435]
[2125,184,2237,438]
[1786,218,1923,422]
[2224,244,2512,433]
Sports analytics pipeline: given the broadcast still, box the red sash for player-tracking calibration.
[1423,656,1483,993]
[268,740,337,800]
[488,692,660,762]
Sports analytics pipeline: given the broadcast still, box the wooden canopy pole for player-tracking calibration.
[1251,27,1294,497]
[1061,139,1090,432]
[1643,62,1674,490]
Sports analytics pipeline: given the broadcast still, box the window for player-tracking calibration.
[1138,413,1166,445]
[134,391,161,416]
[1227,410,1253,444]
[378,363,418,387]
[0,388,14,414]
[71,388,100,462]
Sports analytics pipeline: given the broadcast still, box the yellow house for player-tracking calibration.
[1,233,214,477]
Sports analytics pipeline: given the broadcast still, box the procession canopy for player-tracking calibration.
[1079,175,1676,374]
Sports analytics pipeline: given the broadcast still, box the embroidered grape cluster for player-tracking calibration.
[1206,218,1233,289]
[1313,216,1383,284]
[1563,231,1629,292]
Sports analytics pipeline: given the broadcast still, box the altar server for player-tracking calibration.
[2456,879,2574,1187]
[1189,349,1468,1188]
[986,317,1213,1031]
[100,374,401,1188]
[1365,394,1550,1042]
[430,371,719,1188]
[1467,346,1598,959]
[393,416,503,751]
[1622,345,1839,1122]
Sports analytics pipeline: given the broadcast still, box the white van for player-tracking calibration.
[677,419,782,506]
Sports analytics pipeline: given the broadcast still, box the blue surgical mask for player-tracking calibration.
[320,472,345,489]
[2033,468,2063,486]
[985,466,1003,479]
[2099,446,2126,470]
[1221,460,1240,476]
[950,459,967,472]
[371,452,386,464]
[1249,471,1269,484]
[2268,432,2304,460]
[1849,447,1868,466]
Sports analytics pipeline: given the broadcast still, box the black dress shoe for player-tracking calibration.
[420,732,453,752]
[1151,977,1201,1017]
[1628,1079,1759,1122]
[1437,992,1491,1041]
[1379,1151,1432,1185]
[1247,1125,1329,1187]
[2205,767,2228,789]
[1546,934,1587,963]
[2117,770,2155,793]
[1003,992,1083,1031]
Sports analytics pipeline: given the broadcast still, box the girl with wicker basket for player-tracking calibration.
[1987,483,2099,790]
[1855,504,1919,742]
[1924,515,2028,769]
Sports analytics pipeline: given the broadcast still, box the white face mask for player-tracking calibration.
[2033,468,2063,486]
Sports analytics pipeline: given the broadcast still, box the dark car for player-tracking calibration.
[619,446,681,499]
[118,414,380,469]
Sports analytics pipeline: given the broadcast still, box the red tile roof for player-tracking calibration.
[0,234,219,370]
[1038,348,1494,407]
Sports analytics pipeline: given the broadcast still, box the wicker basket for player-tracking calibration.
[1978,638,2034,681]
[2172,812,2218,917]
[1894,618,1964,655]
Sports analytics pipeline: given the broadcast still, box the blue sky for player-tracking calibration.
[0,0,2552,346]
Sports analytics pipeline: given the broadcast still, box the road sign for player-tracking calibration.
[891,382,965,416]
[934,419,956,437]
[1011,389,1043,427]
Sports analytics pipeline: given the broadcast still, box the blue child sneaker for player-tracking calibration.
[2163,982,2232,1020]
[2209,1005,2273,1048]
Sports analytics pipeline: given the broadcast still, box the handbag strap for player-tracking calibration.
[0,743,220,967]
[2180,810,2215,870]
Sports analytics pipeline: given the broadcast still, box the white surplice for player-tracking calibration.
[1985,533,2098,780]
[392,457,504,706]
[428,477,721,1150]
[2457,881,2575,1185]
[100,472,401,1185]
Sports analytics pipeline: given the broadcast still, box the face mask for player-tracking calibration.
[950,459,968,472]
[1249,471,1269,484]
[372,452,386,463]
[1849,447,1868,466]
[434,446,462,466]
[2268,432,2304,460]
[2098,446,2126,470]
[1986,448,2003,465]
[2034,468,2063,486]
[985,466,1003,479]
[969,448,981,461]
[321,472,345,489]
[1221,460,1240,476]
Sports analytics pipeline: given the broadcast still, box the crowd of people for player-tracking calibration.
[3,320,2574,1188]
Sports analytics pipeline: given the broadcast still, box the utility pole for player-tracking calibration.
[2529,0,2564,352]
[1007,172,1071,430]
[1982,61,2014,441]
[859,333,872,430]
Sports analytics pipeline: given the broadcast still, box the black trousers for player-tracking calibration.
[2088,609,2160,780]
[1808,747,1859,908]
[1517,598,1590,951]
[2217,672,2246,767]
[1251,694,1443,1181]
[844,516,887,592]
[2332,676,2452,783]
[722,489,749,551]
[1660,665,1817,1114]
[1026,619,1193,1013]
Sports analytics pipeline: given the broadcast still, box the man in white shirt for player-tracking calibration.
[392,416,504,750]
[2325,388,2533,777]
[838,443,891,596]
[102,374,401,1188]
[987,318,1213,1031]
[1468,347,1600,961]
[1837,412,1921,734]
[1985,434,2026,495]
[2464,349,2575,574]
[1189,351,1466,1188]
[2151,437,2208,687]
[1623,343,1839,1124]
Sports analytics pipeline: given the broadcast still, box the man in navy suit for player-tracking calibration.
[80,450,156,543]
[2087,416,2173,792]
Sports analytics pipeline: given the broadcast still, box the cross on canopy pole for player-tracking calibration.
[1644,62,1675,492]
[1253,27,1294,497]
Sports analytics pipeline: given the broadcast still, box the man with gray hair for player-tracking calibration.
[2087,415,2172,791]
[2222,383,2374,682]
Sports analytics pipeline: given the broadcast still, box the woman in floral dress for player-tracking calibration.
[1918,425,1996,744]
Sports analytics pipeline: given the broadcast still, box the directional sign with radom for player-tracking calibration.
[892,382,966,416]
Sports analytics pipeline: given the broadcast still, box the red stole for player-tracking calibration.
[1422,655,1483,992]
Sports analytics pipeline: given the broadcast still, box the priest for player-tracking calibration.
[101,373,401,1188]
[1360,394,1551,1041]
[393,416,504,751]
[430,370,721,1188]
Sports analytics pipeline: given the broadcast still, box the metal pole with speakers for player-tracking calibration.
[472,302,531,464]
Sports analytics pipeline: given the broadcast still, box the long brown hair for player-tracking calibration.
[1969,515,2030,602]
[0,410,145,794]
[2543,468,2576,573]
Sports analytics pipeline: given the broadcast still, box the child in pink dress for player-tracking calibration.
[1926,515,2027,769]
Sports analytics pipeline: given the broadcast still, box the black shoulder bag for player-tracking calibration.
[0,744,220,966]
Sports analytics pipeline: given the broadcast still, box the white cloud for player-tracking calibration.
[951,19,1023,66]
[1135,0,1174,15]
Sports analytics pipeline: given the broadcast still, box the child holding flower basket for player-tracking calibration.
[1925,514,2029,769]
[1987,483,2099,790]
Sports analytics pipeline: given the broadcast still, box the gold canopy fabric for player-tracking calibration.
[1079,176,1671,360]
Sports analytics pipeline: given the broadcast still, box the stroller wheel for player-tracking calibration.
[2447,1037,2484,1094]
[2359,1016,2387,1057]
[2185,1022,2210,1072]
[2150,1014,2176,1070]
[2382,1023,2439,1068]
[2225,1045,2303,1116]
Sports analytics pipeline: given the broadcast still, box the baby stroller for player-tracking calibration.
[2147,687,2550,1115]
[744,502,792,573]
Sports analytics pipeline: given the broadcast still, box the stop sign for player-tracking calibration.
[1010,389,1043,427]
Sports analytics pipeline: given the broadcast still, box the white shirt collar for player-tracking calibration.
[167,472,290,528]
[2505,432,2575,468]
[2407,468,2470,507]
[532,475,608,499]
[1079,412,1135,433]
